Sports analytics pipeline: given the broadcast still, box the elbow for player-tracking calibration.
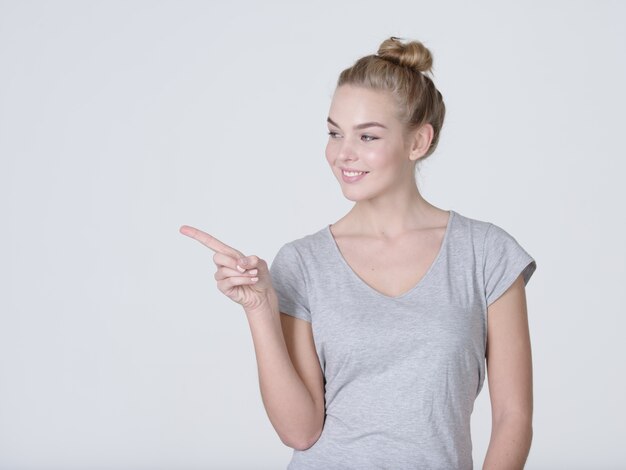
[282,423,324,451]
[278,399,326,451]
[294,426,323,451]
[492,409,533,447]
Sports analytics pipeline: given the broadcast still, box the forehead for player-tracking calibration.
[328,85,399,124]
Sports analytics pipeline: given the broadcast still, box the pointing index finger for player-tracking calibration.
[179,225,243,258]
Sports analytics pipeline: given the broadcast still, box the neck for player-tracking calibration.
[346,182,438,239]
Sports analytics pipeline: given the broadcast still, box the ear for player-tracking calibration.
[408,123,434,162]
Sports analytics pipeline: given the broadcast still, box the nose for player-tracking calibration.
[336,136,357,163]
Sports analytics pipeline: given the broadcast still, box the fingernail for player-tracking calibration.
[236,265,246,273]
[249,269,258,275]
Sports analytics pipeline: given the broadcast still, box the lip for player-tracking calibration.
[340,168,369,183]
[340,167,369,173]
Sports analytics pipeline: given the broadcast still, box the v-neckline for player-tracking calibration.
[325,210,455,301]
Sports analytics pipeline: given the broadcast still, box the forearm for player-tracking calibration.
[482,412,533,470]
[245,298,322,450]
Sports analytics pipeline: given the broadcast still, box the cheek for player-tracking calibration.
[325,141,338,162]
[362,146,395,170]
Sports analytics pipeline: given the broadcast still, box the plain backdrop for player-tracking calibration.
[1,1,625,469]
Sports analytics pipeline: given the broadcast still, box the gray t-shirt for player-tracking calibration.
[269,209,537,470]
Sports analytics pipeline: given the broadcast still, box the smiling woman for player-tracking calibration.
[268,36,537,470]
[182,35,537,470]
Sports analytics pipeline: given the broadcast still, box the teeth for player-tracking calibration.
[343,170,366,176]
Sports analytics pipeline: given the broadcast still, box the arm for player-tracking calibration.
[482,274,534,470]
[245,295,325,450]
[177,226,325,450]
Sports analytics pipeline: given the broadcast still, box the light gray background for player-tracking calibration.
[1,1,624,469]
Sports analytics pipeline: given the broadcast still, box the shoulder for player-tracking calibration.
[451,210,537,307]
[449,209,493,245]
[451,209,521,244]
[449,210,536,281]
[275,225,330,258]
[270,225,330,275]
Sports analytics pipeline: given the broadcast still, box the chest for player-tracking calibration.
[307,220,487,390]
[310,281,485,385]
[333,228,446,298]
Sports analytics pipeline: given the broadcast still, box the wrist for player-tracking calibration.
[244,290,279,317]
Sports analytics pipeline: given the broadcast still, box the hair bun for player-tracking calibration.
[376,36,433,74]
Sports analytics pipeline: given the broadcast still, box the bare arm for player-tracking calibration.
[178,225,324,450]
[245,298,325,450]
[482,274,534,470]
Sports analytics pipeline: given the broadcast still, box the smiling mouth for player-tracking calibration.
[341,170,370,176]
[340,170,370,183]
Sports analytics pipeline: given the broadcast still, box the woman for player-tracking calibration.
[180,36,537,470]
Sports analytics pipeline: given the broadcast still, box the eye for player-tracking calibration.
[327,131,341,138]
[362,135,378,142]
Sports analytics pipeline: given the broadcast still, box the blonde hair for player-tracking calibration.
[336,36,446,163]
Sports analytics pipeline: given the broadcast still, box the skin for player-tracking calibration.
[482,275,534,469]
[325,85,450,299]
[325,84,446,237]
[178,225,269,311]
[178,226,325,449]
[180,83,534,465]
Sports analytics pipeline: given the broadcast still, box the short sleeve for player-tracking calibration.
[483,223,537,307]
[269,242,312,322]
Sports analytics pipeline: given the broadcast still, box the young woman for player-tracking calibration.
[180,36,537,470]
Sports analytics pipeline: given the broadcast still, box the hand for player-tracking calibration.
[179,225,276,312]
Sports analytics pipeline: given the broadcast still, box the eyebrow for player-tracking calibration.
[327,117,388,130]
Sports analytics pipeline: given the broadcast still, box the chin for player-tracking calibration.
[339,187,373,202]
